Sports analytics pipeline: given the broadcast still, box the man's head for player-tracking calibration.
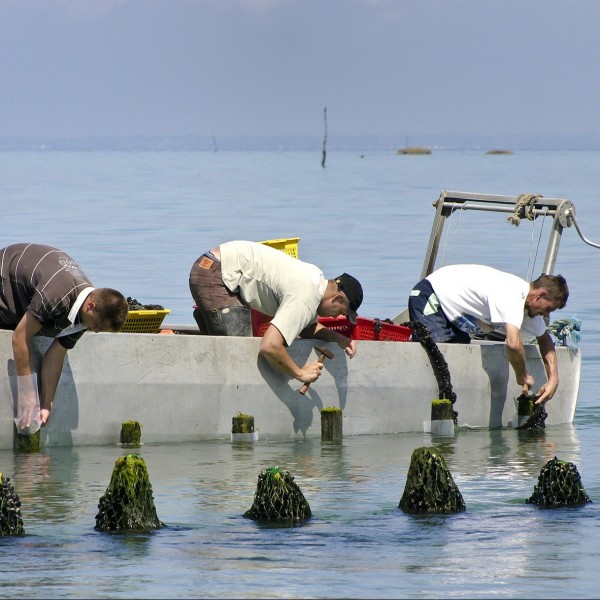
[81,288,129,332]
[334,273,363,323]
[526,274,569,318]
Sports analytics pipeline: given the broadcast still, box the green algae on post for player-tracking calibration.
[95,454,164,531]
[232,413,254,434]
[15,429,41,453]
[0,473,24,536]
[526,456,591,508]
[321,406,342,442]
[120,420,142,446]
[431,399,452,421]
[243,467,311,523]
[399,447,466,514]
[231,412,258,442]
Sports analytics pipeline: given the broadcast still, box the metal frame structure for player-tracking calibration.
[419,190,595,279]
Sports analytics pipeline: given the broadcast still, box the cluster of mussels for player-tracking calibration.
[244,467,312,523]
[403,320,458,423]
[526,457,591,507]
[515,393,548,430]
[399,447,466,514]
[0,474,24,536]
[126,297,165,311]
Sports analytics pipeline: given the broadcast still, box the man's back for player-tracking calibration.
[0,243,92,333]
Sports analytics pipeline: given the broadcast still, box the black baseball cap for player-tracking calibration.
[335,273,363,324]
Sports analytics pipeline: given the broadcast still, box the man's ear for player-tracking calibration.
[333,292,346,305]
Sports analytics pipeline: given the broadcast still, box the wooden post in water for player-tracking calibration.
[321,406,342,442]
[15,430,41,453]
[231,412,258,442]
[120,420,142,446]
[430,399,454,436]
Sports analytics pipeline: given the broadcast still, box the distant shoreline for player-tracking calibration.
[1,133,600,152]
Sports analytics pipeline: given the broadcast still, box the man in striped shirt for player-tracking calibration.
[0,243,128,430]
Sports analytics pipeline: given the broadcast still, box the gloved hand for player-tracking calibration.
[14,374,41,434]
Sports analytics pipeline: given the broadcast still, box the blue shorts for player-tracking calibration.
[408,279,470,344]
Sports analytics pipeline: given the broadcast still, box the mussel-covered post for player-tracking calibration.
[95,454,164,531]
[0,473,24,536]
[321,406,342,442]
[120,420,142,446]
[231,412,258,442]
[399,447,466,514]
[431,399,454,436]
[526,457,591,507]
[15,430,41,453]
[244,467,311,524]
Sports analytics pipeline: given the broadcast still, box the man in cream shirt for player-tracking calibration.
[189,240,363,386]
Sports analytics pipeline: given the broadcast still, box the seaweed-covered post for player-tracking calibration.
[526,457,591,508]
[0,473,24,536]
[231,412,258,442]
[120,420,142,446]
[244,467,311,524]
[321,406,342,442]
[15,429,41,453]
[95,454,164,531]
[399,447,466,514]
[430,399,454,436]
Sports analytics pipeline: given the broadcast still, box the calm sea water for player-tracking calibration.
[1,149,600,598]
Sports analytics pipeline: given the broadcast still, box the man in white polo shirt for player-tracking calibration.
[0,243,128,430]
[408,264,568,405]
[189,240,363,386]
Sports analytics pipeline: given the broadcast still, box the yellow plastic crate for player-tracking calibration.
[121,309,171,333]
[258,237,300,259]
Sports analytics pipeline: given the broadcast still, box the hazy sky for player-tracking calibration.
[1,0,598,139]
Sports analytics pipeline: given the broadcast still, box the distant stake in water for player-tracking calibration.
[526,456,591,507]
[95,454,164,531]
[120,420,142,446]
[399,447,466,514]
[321,406,342,442]
[0,473,24,536]
[231,412,258,442]
[243,467,312,524]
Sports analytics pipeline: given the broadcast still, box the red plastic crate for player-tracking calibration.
[251,309,273,336]
[318,317,412,342]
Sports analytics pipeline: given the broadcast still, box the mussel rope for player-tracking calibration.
[404,320,458,424]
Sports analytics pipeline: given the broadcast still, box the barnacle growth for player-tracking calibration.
[399,447,466,514]
[0,473,24,536]
[95,454,164,531]
[243,467,311,523]
[526,457,591,508]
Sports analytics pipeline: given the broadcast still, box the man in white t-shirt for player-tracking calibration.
[408,264,569,405]
[189,241,363,386]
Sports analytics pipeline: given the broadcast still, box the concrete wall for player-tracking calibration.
[0,330,580,448]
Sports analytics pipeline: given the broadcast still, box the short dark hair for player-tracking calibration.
[91,288,129,331]
[532,274,569,309]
